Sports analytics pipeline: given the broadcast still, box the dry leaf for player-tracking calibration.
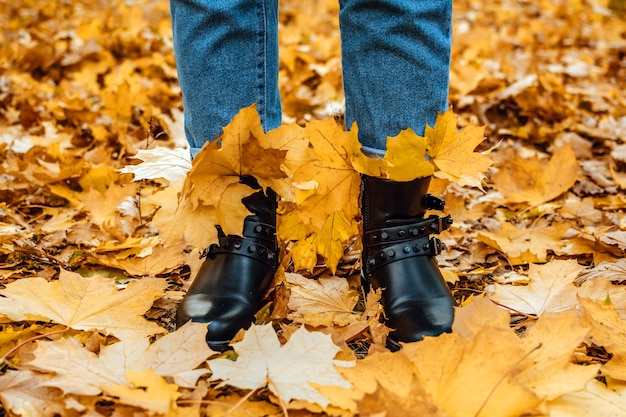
[315,210,356,274]
[0,269,167,340]
[26,337,128,396]
[516,310,599,399]
[425,110,491,188]
[104,369,182,415]
[209,323,354,408]
[383,128,434,181]
[491,259,626,316]
[119,146,192,185]
[24,322,213,396]
[180,105,289,238]
[547,378,626,417]
[285,272,360,327]
[477,222,570,264]
[0,370,66,417]
[291,118,362,232]
[492,145,579,206]
[357,377,449,417]
[578,297,626,380]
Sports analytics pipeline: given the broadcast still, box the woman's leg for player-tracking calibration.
[338,0,452,152]
[339,0,456,346]
[170,0,281,350]
[170,0,281,158]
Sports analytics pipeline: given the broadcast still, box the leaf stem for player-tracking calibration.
[0,326,69,367]
[225,387,258,415]
[490,300,538,319]
[473,342,542,417]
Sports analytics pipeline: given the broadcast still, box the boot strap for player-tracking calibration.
[200,222,278,269]
[364,214,452,275]
[364,214,452,246]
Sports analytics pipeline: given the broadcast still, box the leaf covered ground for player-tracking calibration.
[1,0,626,416]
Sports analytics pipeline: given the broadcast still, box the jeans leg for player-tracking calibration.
[338,0,453,153]
[170,0,281,158]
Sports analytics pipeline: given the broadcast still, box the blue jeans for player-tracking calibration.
[170,0,452,158]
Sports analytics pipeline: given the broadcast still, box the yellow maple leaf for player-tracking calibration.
[147,185,219,252]
[547,378,626,416]
[329,297,600,416]
[0,370,64,416]
[0,269,167,340]
[383,128,435,181]
[492,145,579,207]
[477,222,570,264]
[315,210,356,274]
[277,210,316,243]
[102,242,190,277]
[23,322,213,399]
[285,272,360,327]
[291,119,361,232]
[180,105,290,239]
[425,110,491,188]
[208,323,354,409]
[405,299,599,416]
[578,297,626,380]
[289,234,320,272]
[403,327,539,417]
[357,377,449,417]
[279,119,362,269]
[516,310,600,399]
[490,259,626,316]
[105,369,181,415]
[282,210,357,273]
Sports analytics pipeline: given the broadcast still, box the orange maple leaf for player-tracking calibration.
[180,105,289,237]
[492,145,579,207]
[425,110,492,188]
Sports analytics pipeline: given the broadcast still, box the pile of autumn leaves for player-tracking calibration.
[3,0,626,415]
[3,104,626,416]
[168,105,490,275]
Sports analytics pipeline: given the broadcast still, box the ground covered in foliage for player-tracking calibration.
[1,0,626,416]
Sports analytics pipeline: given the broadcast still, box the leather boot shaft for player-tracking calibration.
[362,175,433,229]
[176,175,278,351]
[361,175,455,346]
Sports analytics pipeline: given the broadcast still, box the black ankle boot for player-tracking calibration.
[361,175,455,347]
[176,177,278,352]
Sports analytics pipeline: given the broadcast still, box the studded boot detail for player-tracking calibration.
[176,176,278,351]
[361,175,455,348]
